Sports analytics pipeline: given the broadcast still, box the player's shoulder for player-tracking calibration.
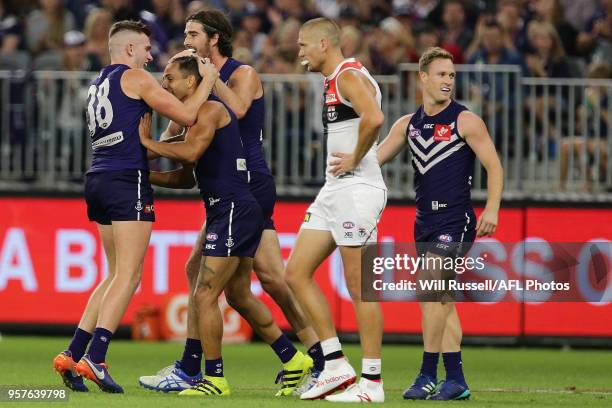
[457,109,486,138]
[392,113,414,132]
[230,64,260,82]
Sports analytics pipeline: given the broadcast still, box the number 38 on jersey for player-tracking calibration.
[86,78,114,137]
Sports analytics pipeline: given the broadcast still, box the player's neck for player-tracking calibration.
[321,51,346,77]
[210,53,228,70]
[423,98,452,117]
[110,56,135,69]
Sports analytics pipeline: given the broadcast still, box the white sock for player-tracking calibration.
[320,337,342,357]
[362,358,381,379]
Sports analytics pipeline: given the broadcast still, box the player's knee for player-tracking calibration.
[185,257,200,281]
[225,288,249,312]
[285,265,308,291]
[193,284,218,307]
[344,273,362,302]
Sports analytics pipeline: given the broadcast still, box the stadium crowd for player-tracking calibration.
[0,0,610,77]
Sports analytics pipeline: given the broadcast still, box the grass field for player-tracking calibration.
[0,335,611,407]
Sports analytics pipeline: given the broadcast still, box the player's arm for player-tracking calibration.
[139,102,224,164]
[150,166,195,189]
[213,65,261,119]
[329,70,385,177]
[146,122,186,160]
[124,63,216,126]
[458,111,504,237]
[377,114,412,166]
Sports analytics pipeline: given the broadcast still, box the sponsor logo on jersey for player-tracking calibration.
[325,92,338,104]
[438,234,453,243]
[343,221,355,229]
[135,200,143,211]
[304,212,311,222]
[433,124,452,141]
[423,123,435,129]
[327,106,338,122]
[226,237,235,248]
[431,201,448,211]
[91,131,124,150]
[205,244,216,250]
[206,233,218,242]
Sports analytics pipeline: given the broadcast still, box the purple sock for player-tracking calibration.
[443,352,466,386]
[270,334,298,364]
[87,327,113,364]
[420,351,439,380]
[307,342,325,371]
[205,358,223,377]
[67,328,92,362]
[180,338,203,377]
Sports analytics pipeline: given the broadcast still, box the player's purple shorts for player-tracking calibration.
[203,201,263,258]
[414,210,476,258]
[85,169,155,225]
[249,171,276,230]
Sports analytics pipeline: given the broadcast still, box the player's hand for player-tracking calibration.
[329,152,357,177]
[169,48,197,62]
[476,207,498,237]
[197,58,219,81]
[139,112,152,144]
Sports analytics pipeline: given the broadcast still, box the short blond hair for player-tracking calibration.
[419,47,453,72]
[301,17,341,46]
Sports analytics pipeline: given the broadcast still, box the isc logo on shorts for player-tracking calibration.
[205,244,216,250]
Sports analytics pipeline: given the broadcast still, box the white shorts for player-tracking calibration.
[301,183,387,246]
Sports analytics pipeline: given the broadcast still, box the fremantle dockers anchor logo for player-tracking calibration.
[226,237,235,248]
[135,200,143,211]
[327,106,338,122]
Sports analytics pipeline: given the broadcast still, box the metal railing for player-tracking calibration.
[0,67,611,200]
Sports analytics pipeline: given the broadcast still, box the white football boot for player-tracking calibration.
[325,378,385,403]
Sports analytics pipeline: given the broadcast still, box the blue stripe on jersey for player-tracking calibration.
[219,58,271,175]
[406,100,475,223]
[87,64,151,173]
[194,95,255,214]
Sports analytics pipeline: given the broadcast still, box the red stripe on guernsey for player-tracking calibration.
[324,60,364,106]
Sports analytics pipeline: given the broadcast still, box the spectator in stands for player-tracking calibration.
[83,8,112,68]
[576,0,612,63]
[61,30,99,71]
[337,5,360,28]
[0,1,21,54]
[497,0,528,53]
[186,1,211,17]
[394,0,440,21]
[467,19,525,68]
[148,0,185,41]
[529,0,578,56]
[26,0,76,55]
[369,16,411,74]
[341,25,373,70]
[407,22,462,63]
[467,19,524,151]
[560,0,598,32]
[441,0,473,54]
[525,20,570,78]
[560,62,611,191]
[237,6,267,59]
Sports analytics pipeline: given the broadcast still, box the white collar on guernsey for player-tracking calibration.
[327,58,357,80]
